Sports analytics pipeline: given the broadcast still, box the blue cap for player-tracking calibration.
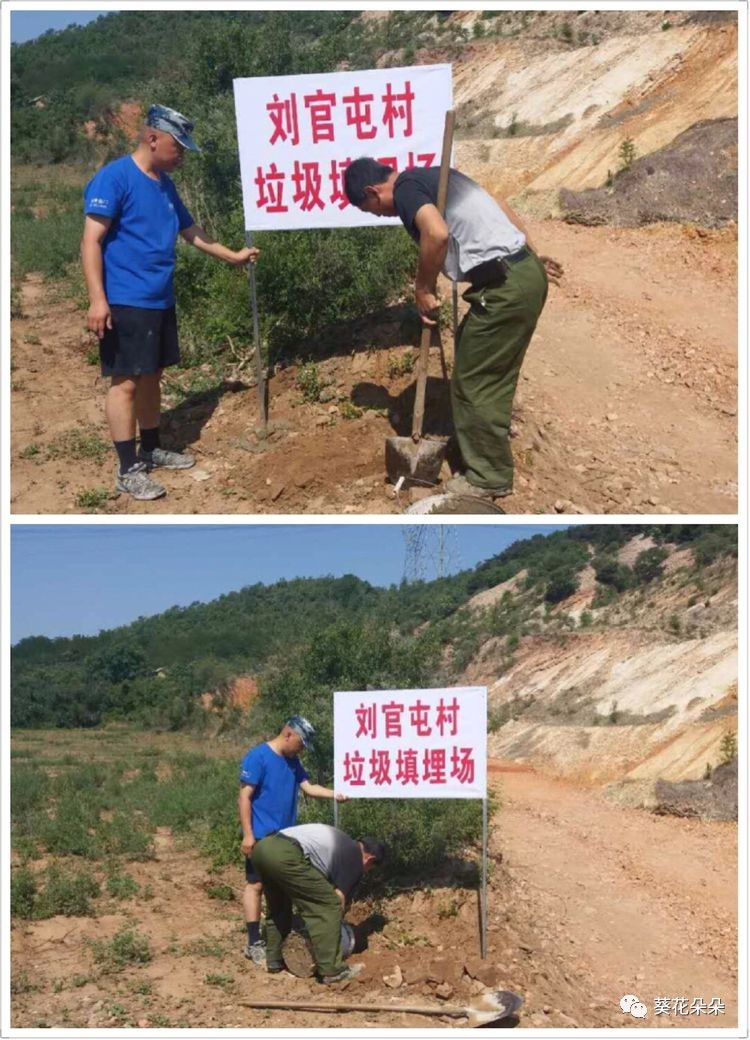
[146,104,200,152]
[286,715,315,749]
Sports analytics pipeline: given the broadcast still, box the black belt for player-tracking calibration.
[275,831,302,849]
[467,247,531,289]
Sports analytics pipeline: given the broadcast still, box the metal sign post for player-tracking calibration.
[481,795,488,958]
[245,230,267,429]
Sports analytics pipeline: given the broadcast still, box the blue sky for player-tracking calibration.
[11,524,566,642]
[11,11,111,44]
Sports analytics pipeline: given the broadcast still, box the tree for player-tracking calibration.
[634,547,668,584]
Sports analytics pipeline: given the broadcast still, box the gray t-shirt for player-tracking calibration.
[393,166,526,281]
[280,824,363,897]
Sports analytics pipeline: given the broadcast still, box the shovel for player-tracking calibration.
[240,988,522,1027]
[385,109,455,488]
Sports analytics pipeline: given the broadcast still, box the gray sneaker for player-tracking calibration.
[116,462,166,500]
[244,939,267,965]
[445,473,512,499]
[320,963,364,985]
[138,447,195,470]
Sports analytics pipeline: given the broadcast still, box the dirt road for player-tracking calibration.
[490,762,738,1028]
[10,220,736,515]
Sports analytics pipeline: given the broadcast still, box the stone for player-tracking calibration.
[435,982,454,1000]
[189,467,212,482]
[383,965,403,989]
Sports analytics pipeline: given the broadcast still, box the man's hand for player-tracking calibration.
[334,792,348,803]
[229,246,260,267]
[416,288,440,326]
[241,835,256,857]
[539,255,564,286]
[88,300,112,340]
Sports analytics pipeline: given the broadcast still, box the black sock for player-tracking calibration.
[247,922,261,944]
[140,426,161,454]
[114,438,137,474]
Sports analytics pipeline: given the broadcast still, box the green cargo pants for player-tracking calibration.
[252,834,344,976]
[452,251,548,490]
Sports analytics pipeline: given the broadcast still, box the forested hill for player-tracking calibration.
[11,524,736,731]
[10,9,441,164]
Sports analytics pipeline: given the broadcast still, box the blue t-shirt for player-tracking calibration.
[239,743,309,840]
[83,155,194,309]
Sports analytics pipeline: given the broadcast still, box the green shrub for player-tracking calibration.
[334,798,489,881]
[10,867,37,918]
[90,927,152,972]
[719,731,737,765]
[592,555,632,591]
[544,570,577,604]
[618,137,637,171]
[634,547,668,584]
[295,361,322,403]
[105,865,140,899]
[33,864,100,918]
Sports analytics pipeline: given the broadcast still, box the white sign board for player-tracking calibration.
[334,687,487,799]
[233,64,452,231]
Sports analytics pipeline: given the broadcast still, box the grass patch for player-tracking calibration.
[11,863,100,919]
[105,864,140,899]
[205,882,235,901]
[47,426,109,463]
[75,487,113,512]
[90,927,152,972]
[183,937,226,959]
[204,972,234,988]
[19,443,42,460]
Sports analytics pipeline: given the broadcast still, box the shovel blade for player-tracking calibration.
[467,989,524,1027]
[385,435,448,487]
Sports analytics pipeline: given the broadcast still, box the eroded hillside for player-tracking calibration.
[451,536,737,811]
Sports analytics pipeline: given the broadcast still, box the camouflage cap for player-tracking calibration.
[286,715,316,750]
[146,104,200,152]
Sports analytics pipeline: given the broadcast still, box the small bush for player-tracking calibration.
[387,352,415,379]
[634,547,668,584]
[579,611,593,627]
[545,570,577,604]
[105,865,140,899]
[76,488,111,512]
[10,867,37,919]
[34,864,100,918]
[205,882,235,901]
[296,361,322,403]
[618,137,637,171]
[719,731,737,765]
[91,927,152,972]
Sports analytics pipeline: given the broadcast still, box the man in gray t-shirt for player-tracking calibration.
[252,824,385,983]
[344,159,563,499]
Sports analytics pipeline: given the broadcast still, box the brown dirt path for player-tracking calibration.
[490,761,738,1028]
[10,220,736,514]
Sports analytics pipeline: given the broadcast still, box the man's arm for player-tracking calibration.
[180,224,259,267]
[413,204,450,326]
[494,194,564,285]
[238,783,256,857]
[333,887,346,909]
[81,214,113,339]
[299,779,347,802]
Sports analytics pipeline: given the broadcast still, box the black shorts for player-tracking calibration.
[100,304,180,377]
[245,857,261,884]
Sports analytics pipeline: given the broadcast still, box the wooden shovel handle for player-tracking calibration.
[239,999,465,1018]
[412,109,455,443]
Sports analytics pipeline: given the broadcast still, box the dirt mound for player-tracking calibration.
[559,118,737,227]
[654,758,738,821]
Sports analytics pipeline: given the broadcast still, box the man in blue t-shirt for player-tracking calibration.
[81,104,259,502]
[238,715,346,964]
